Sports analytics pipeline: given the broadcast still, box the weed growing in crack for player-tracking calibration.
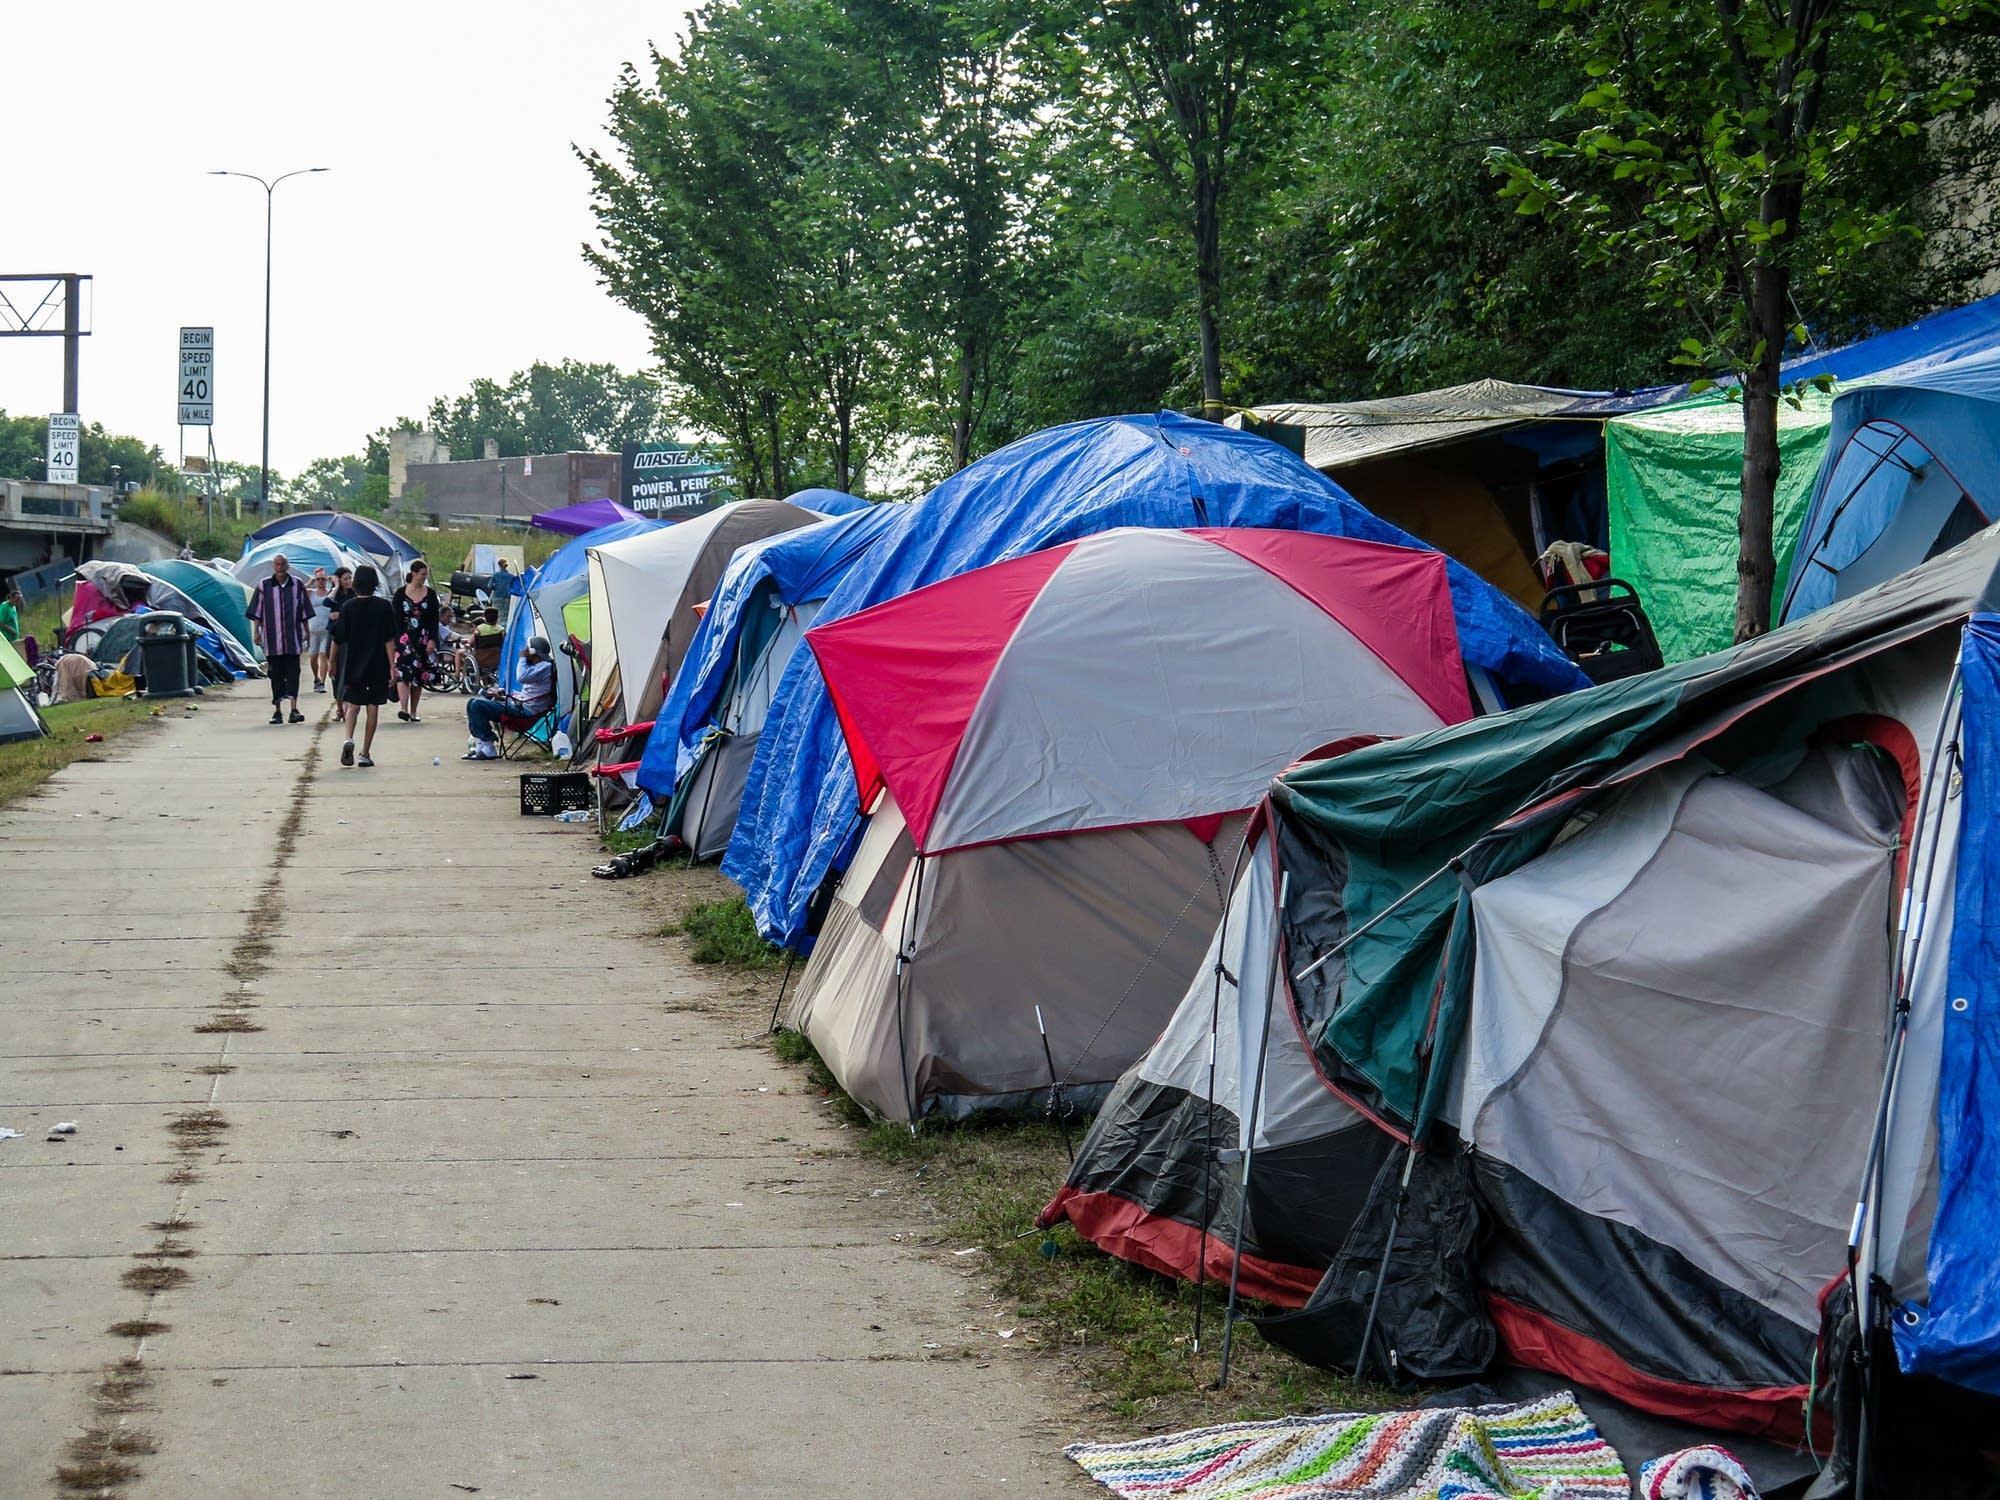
[106,1320,170,1339]
[119,1265,189,1294]
[193,1013,262,1034]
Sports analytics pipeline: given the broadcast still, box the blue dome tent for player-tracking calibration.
[723,411,1588,946]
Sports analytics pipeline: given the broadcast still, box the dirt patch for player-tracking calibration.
[192,1063,235,1076]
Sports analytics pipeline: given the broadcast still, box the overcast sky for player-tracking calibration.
[0,1,694,474]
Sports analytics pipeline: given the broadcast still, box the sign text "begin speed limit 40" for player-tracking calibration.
[178,326,214,427]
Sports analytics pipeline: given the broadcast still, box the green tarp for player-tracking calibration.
[1606,391,1833,663]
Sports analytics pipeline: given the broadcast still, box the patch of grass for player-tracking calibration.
[165,1109,228,1145]
[768,1029,872,1126]
[600,826,660,855]
[91,1358,153,1412]
[664,896,787,969]
[107,1320,171,1339]
[161,1164,201,1186]
[193,1013,262,1034]
[0,697,158,809]
[849,1118,1387,1426]
[120,1265,190,1294]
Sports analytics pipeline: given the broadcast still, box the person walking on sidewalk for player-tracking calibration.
[247,553,314,725]
[393,559,442,725]
[305,566,334,694]
[328,564,399,768]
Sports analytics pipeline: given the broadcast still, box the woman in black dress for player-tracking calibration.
[330,564,399,768]
[394,559,442,724]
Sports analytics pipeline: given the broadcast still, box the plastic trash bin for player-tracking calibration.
[136,613,201,698]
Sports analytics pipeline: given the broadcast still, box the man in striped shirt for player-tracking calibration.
[246,553,315,725]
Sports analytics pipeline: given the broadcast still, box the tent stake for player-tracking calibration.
[1035,1004,1074,1164]
[767,948,798,1035]
[1215,873,1288,1389]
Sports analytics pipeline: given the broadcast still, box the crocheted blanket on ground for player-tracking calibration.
[1064,1391,1632,1500]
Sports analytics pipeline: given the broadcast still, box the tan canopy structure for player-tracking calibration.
[1235,382,1662,609]
[583,500,820,745]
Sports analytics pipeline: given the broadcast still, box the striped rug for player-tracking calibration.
[1065,1392,1631,1499]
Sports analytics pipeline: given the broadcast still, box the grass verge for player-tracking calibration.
[0,697,158,809]
[771,1027,1388,1428]
[662,895,787,969]
[642,876,1386,1430]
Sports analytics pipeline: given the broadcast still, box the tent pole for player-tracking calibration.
[1034,1004,1075,1163]
[1777,431,1920,623]
[1193,825,1254,1360]
[1352,1141,1418,1381]
[1294,856,1463,986]
[1215,873,1288,1389]
[1844,670,1962,1497]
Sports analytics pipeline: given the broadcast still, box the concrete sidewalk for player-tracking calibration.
[1,687,1075,1497]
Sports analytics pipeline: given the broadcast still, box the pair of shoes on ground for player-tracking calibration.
[339,740,374,768]
[313,680,326,693]
[461,740,500,761]
[395,710,423,724]
[269,709,307,725]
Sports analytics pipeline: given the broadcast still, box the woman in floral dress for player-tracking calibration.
[394,559,443,723]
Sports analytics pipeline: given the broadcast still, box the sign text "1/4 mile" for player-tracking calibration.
[179,326,214,427]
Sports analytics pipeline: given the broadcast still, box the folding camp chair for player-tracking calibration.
[1538,578,1665,685]
[498,702,559,760]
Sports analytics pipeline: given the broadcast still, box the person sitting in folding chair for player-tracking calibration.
[462,635,555,761]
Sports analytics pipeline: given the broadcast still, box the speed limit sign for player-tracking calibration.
[46,413,80,483]
[178,326,214,426]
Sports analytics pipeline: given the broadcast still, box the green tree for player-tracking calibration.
[1495,0,1991,640]
[0,411,163,487]
[585,0,907,494]
[1047,0,1319,418]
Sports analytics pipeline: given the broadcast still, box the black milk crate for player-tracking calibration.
[519,771,591,817]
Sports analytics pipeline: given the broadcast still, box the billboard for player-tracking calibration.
[620,442,734,520]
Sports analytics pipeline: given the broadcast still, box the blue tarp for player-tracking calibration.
[724,411,1591,946]
[1783,291,2000,387]
[638,503,900,797]
[786,488,871,516]
[1782,345,2000,624]
[1898,612,2000,1394]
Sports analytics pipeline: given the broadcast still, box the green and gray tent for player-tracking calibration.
[1048,524,2000,1471]
[0,636,44,745]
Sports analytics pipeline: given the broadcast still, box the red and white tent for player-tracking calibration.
[785,527,1478,1122]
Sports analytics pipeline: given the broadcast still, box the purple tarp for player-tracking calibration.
[529,497,650,535]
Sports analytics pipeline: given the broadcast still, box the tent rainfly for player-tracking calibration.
[786,526,1486,1123]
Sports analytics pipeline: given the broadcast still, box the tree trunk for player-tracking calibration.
[835,400,854,495]
[1193,168,1226,420]
[767,401,786,499]
[951,338,977,471]
[1734,264,1788,643]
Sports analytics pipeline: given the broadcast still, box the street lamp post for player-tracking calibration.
[210,166,329,516]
